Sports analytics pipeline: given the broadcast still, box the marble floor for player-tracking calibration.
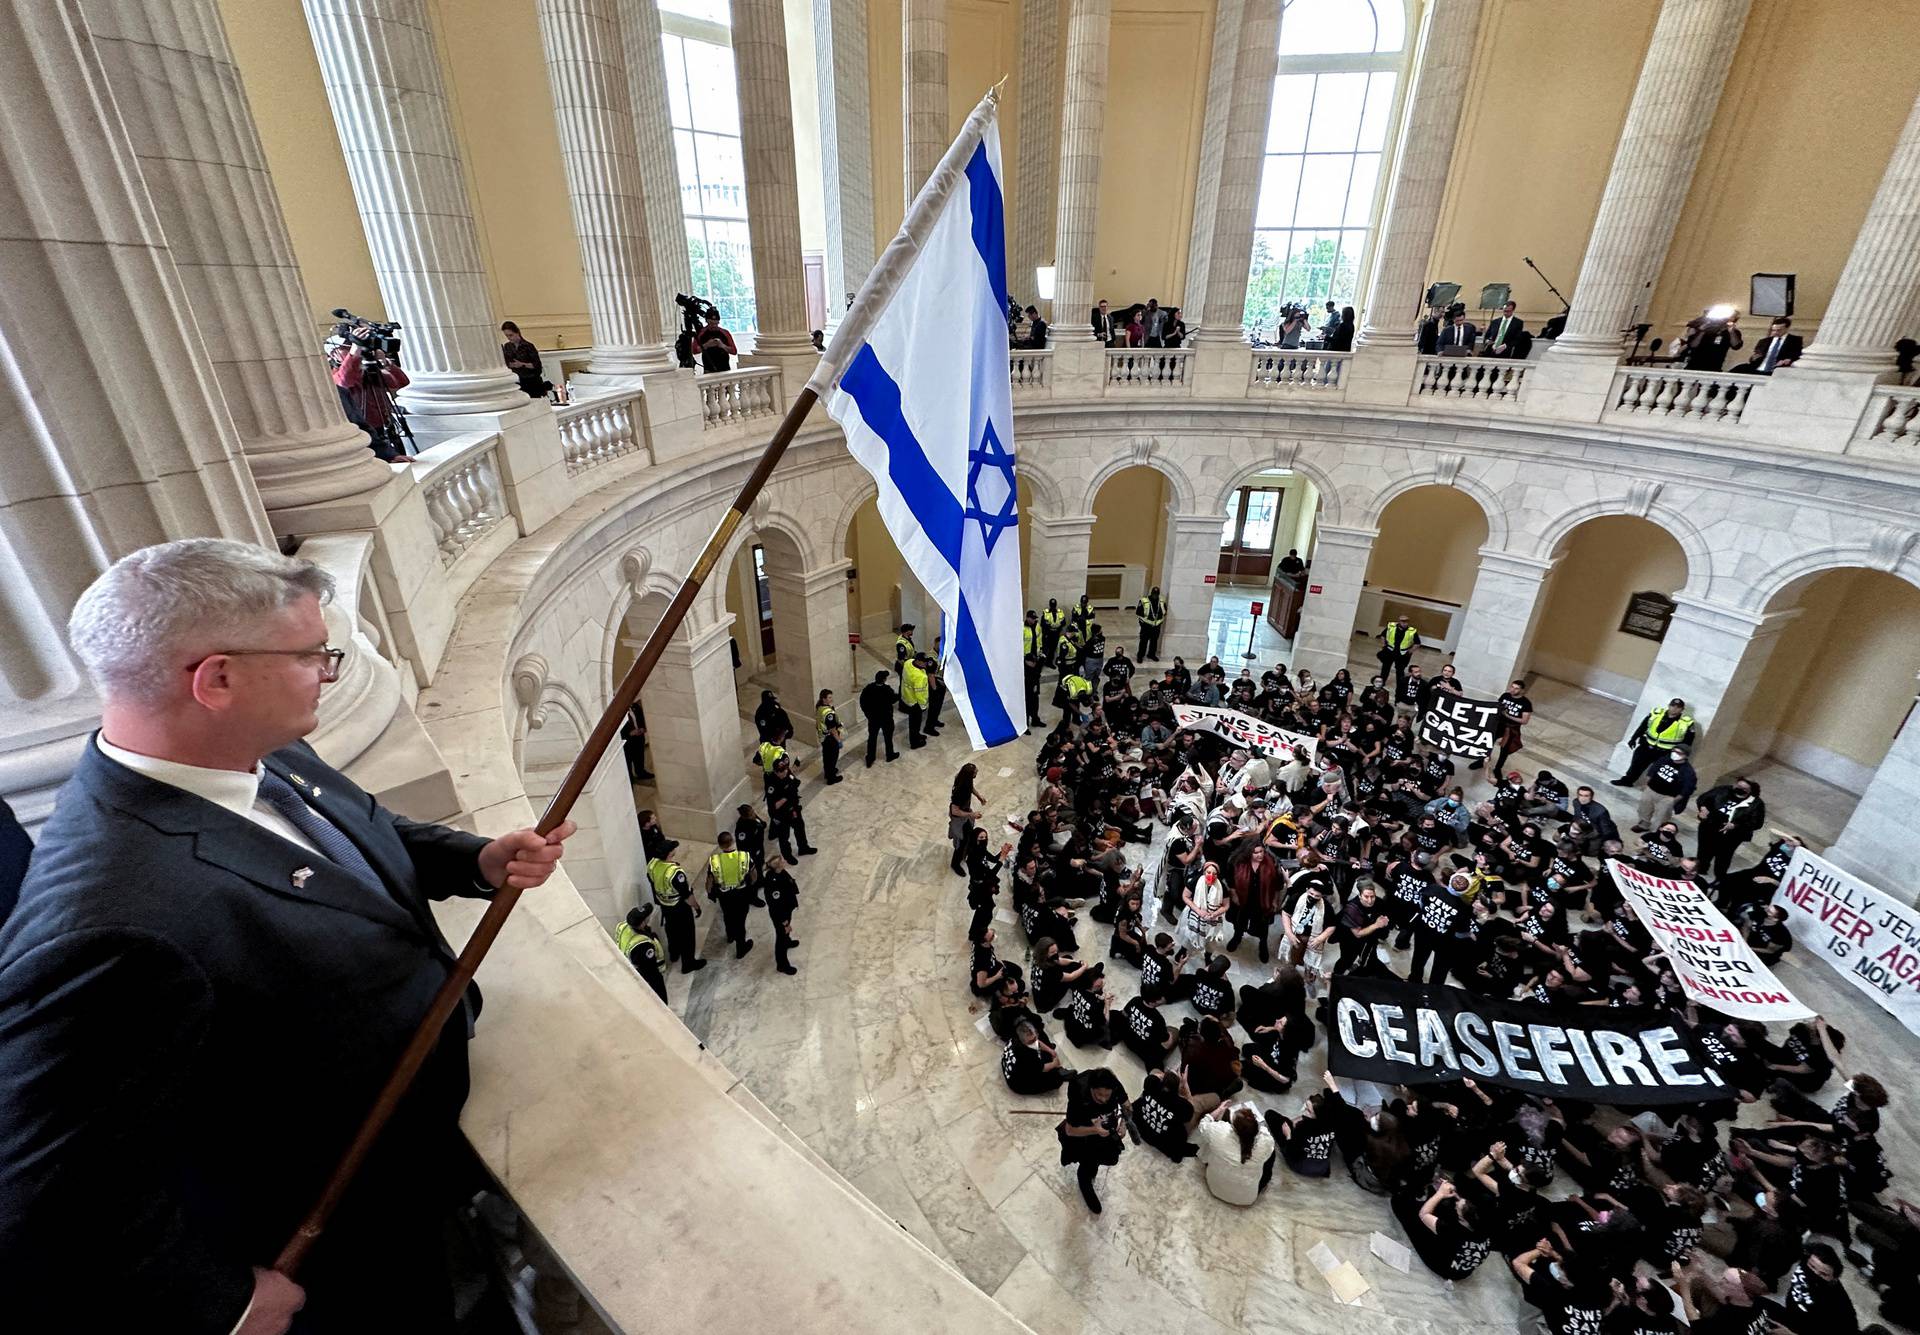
[643,635,1908,1335]
[1205,593,1292,665]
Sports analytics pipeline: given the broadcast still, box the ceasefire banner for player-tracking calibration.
[1418,693,1500,758]
[1172,703,1317,767]
[1327,976,1722,1105]
[1608,860,1814,1021]
[1774,847,1920,1036]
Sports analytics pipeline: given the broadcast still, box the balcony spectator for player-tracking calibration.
[1124,304,1147,347]
[1676,308,1743,371]
[1092,299,1113,344]
[1278,306,1310,348]
[1482,301,1527,359]
[695,310,738,373]
[1735,317,1801,374]
[1436,305,1477,353]
[1164,307,1187,347]
[1144,299,1168,347]
[1326,305,1356,352]
[1319,300,1341,342]
[1015,305,1050,349]
[499,321,551,398]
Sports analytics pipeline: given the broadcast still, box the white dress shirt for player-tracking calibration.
[95,735,320,858]
[1197,1115,1276,1205]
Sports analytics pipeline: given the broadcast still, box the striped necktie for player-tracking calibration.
[256,768,384,894]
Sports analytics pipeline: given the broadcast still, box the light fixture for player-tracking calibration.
[1035,265,1056,301]
[1706,303,1737,321]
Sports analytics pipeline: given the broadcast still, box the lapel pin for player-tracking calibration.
[289,772,306,787]
[293,867,315,888]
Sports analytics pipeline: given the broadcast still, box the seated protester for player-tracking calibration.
[1180,1014,1244,1100]
[1063,971,1117,1049]
[1467,932,1527,998]
[1108,886,1147,966]
[1129,1066,1208,1162]
[1744,904,1793,966]
[1017,883,1081,956]
[1491,769,1531,820]
[969,924,1017,998]
[1716,833,1803,913]
[1196,1102,1279,1206]
[1637,820,1686,867]
[1032,936,1094,1013]
[1332,880,1392,975]
[1310,1071,1412,1194]
[1267,1089,1339,1179]
[1731,1132,1852,1250]
[1540,839,1596,913]
[1118,993,1181,1069]
[1599,897,1653,960]
[1502,1102,1566,1188]
[1236,960,1309,1040]
[1611,1180,1707,1267]
[1692,1018,1768,1107]
[1425,788,1472,837]
[1522,959,1596,1008]
[1397,1086,1466,1180]
[1566,786,1622,854]
[988,976,1050,1044]
[1671,1262,1775,1335]
[1138,931,1194,1004]
[1001,1017,1069,1094]
[1188,953,1236,1023]
[1557,1118,1643,1196]
[1523,770,1571,820]
[1467,1140,1554,1257]
[1393,1177,1492,1281]
[1768,1045,1887,1135]
[1241,1008,1314,1095]
[1654,1113,1732,1198]
[1607,1272,1687,1335]
[1410,811,1453,859]
[1511,1244,1614,1335]
[1057,1067,1127,1214]
[1499,819,1552,892]
[1761,1019,1840,1094]
[1768,1242,1859,1335]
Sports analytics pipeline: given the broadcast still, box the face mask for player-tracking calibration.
[1546,878,1562,892]
[1547,1262,1566,1284]
[1509,1168,1528,1188]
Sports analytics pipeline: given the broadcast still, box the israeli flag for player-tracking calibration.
[810,93,1023,749]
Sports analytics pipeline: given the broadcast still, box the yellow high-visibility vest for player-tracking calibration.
[1023,624,1038,654]
[709,849,751,888]
[1136,597,1165,627]
[901,661,930,707]
[1041,608,1066,632]
[1384,623,1417,652]
[1061,673,1092,700]
[817,704,839,740]
[615,921,662,959]
[1644,710,1695,748]
[648,858,686,907]
[757,740,786,773]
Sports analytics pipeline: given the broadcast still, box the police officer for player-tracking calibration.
[764,858,801,976]
[615,904,668,1002]
[859,669,899,765]
[1023,637,1045,729]
[1055,622,1082,677]
[816,688,844,784]
[901,651,932,748]
[706,830,756,959]
[894,622,916,672]
[1040,598,1067,665]
[1377,618,1420,693]
[768,755,818,860]
[648,850,704,973]
[1056,668,1093,727]
[1069,593,1095,639]
[1135,586,1166,660]
[1612,697,1697,787]
[1022,608,1040,659]
[735,801,769,881]
[924,644,948,736]
[755,728,789,791]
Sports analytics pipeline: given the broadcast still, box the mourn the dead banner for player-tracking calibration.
[1774,847,1920,1036]
[1172,704,1317,766]
[1418,693,1499,758]
[1607,860,1813,1022]
[1328,976,1720,1105]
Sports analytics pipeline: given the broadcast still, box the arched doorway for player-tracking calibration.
[1723,567,1920,840]
[1360,484,1488,665]
[1527,515,1689,701]
[516,691,627,928]
[1085,465,1171,652]
[1207,466,1322,661]
[844,494,909,663]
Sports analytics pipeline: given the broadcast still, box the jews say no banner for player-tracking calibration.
[1327,976,1722,1105]
[1607,860,1813,1022]
[1774,847,1920,1036]
[1172,703,1318,766]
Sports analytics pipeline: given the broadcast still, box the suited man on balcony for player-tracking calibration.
[1482,301,1528,359]
[1734,317,1802,375]
[0,539,574,1334]
[1436,305,1478,353]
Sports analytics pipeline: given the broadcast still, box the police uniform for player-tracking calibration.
[1377,620,1419,691]
[649,856,703,973]
[708,847,755,957]
[900,657,931,747]
[1055,672,1092,725]
[893,628,915,672]
[816,701,843,783]
[1040,603,1067,664]
[615,914,668,1001]
[755,738,787,790]
[1135,592,1166,660]
[1617,704,1697,786]
[763,863,800,974]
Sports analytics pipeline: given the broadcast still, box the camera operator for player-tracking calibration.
[693,310,738,373]
[1676,305,1743,371]
[1277,304,1310,348]
[499,321,551,399]
[327,318,410,462]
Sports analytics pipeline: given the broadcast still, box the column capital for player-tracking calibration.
[765,559,854,597]
[1312,525,1380,550]
[1167,510,1229,532]
[1668,593,1801,640]
[1028,511,1099,537]
[1473,547,1557,580]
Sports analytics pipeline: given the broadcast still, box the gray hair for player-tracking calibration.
[68,539,334,703]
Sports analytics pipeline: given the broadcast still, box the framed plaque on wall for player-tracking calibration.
[1619,591,1677,642]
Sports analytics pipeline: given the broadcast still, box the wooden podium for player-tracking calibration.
[1267,571,1306,640]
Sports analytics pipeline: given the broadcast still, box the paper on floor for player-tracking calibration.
[1369,1232,1412,1274]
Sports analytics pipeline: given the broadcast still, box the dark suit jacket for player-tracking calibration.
[0,738,491,1332]
[1743,332,1803,372]
[1484,314,1527,353]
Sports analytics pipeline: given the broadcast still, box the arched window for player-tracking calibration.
[1243,0,1411,338]
[660,0,757,333]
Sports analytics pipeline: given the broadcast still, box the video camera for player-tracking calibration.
[1278,301,1307,324]
[328,307,401,358]
[674,292,720,335]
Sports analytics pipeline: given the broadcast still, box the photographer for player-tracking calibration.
[1677,305,1743,371]
[694,309,738,373]
[499,321,550,399]
[1277,304,1310,348]
[327,320,410,461]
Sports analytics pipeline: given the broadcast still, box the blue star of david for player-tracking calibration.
[965,420,1019,556]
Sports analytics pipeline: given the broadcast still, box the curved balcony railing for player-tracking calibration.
[1609,366,1754,425]
[1414,354,1530,404]
[1250,348,1351,390]
[557,388,646,473]
[1860,385,1920,446]
[1105,346,1193,388]
[412,432,508,567]
[698,366,780,428]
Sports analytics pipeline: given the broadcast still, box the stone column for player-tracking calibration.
[1823,689,1920,895]
[1353,0,1483,349]
[766,561,854,722]
[1160,512,1226,662]
[1051,0,1110,341]
[301,0,526,415]
[1290,526,1377,680]
[1011,0,1061,307]
[643,618,750,838]
[1187,0,1279,345]
[730,0,814,366]
[1,0,272,822]
[814,0,874,333]
[536,0,673,375]
[1550,0,1752,359]
[82,0,394,521]
[1607,597,1797,782]
[1793,89,1920,374]
[1449,549,1556,696]
[1024,512,1095,610]
[616,0,693,333]
[902,0,948,205]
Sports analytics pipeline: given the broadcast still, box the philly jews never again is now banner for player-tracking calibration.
[1773,846,1920,1036]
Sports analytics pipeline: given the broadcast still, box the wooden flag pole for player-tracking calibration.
[273,385,821,1277]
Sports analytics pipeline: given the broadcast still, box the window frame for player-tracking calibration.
[660,9,758,335]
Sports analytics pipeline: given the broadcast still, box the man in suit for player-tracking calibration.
[1091,299,1112,344]
[1737,316,1802,374]
[1436,305,1478,353]
[0,539,573,1334]
[1482,300,1527,358]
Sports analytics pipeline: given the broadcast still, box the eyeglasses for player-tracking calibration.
[188,646,346,683]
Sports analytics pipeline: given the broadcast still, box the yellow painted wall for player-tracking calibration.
[1427,0,1659,326]
[217,0,382,327]
[1088,466,1170,575]
[1526,517,1687,694]
[1648,1,1920,341]
[867,0,906,243]
[784,0,828,254]
[1364,486,1487,606]
[1738,570,1920,777]
[845,497,902,627]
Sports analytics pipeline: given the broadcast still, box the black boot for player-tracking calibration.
[1077,1167,1102,1214]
